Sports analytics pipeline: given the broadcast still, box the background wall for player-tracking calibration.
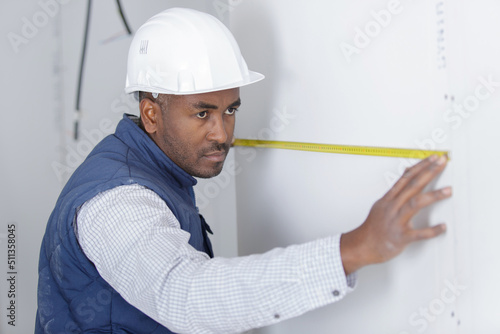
[230,0,500,333]
[1,0,499,333]
[1,0,62,332]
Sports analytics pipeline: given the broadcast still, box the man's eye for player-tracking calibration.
[197,111,208,119]
[225,107,238,115]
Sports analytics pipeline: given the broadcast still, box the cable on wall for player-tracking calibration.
[116,0,133,35]
[74,0,133,140]
[74,0,93,140]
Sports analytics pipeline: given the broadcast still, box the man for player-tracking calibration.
[36,8,451,334]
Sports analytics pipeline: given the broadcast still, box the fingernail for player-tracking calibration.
[436,155,447,165]
[429,154,438,162]
[442,187,452,195]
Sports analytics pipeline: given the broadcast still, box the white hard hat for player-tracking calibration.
[125,7,264,95]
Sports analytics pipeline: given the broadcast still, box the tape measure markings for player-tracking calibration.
[233,139,449,160]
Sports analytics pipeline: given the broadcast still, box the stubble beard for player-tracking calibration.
[161,133,230,179]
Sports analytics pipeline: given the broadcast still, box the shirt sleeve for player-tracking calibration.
[76,184,356,334]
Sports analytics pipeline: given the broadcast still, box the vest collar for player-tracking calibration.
[115,114,198,188]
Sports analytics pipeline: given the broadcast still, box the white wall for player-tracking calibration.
[230,0,500,333]
[446,1,500,331]
[1,1,62,332]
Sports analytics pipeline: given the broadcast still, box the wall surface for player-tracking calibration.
[1,0,62,332]
[230,0,500,333]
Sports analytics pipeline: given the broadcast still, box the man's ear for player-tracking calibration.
[140,98,162,134]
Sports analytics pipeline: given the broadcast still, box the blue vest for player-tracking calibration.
[36,115,214,333]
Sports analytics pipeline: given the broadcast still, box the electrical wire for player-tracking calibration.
[74,0,132,140]
[116,0,132,35]
[74,0,92,140]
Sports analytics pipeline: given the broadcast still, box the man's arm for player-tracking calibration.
[340,154,450,275]
[76,154,449,333]
[77,184,355,334]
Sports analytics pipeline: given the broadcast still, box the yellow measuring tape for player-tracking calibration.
[233,139,449,160]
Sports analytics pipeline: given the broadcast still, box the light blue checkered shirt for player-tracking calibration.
[76,184,356,333]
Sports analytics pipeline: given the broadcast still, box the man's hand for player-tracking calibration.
[340,154,451,275]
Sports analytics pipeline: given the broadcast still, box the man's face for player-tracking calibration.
[152,88,240,178]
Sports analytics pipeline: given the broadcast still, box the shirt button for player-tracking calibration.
[332,290,340,297]
[274,314,280,319]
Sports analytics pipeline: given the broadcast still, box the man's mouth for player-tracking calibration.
[203,150,227,162]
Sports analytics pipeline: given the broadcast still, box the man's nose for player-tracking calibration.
[206,115,228,144]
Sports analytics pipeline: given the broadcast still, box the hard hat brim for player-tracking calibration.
[125,71,264,96]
